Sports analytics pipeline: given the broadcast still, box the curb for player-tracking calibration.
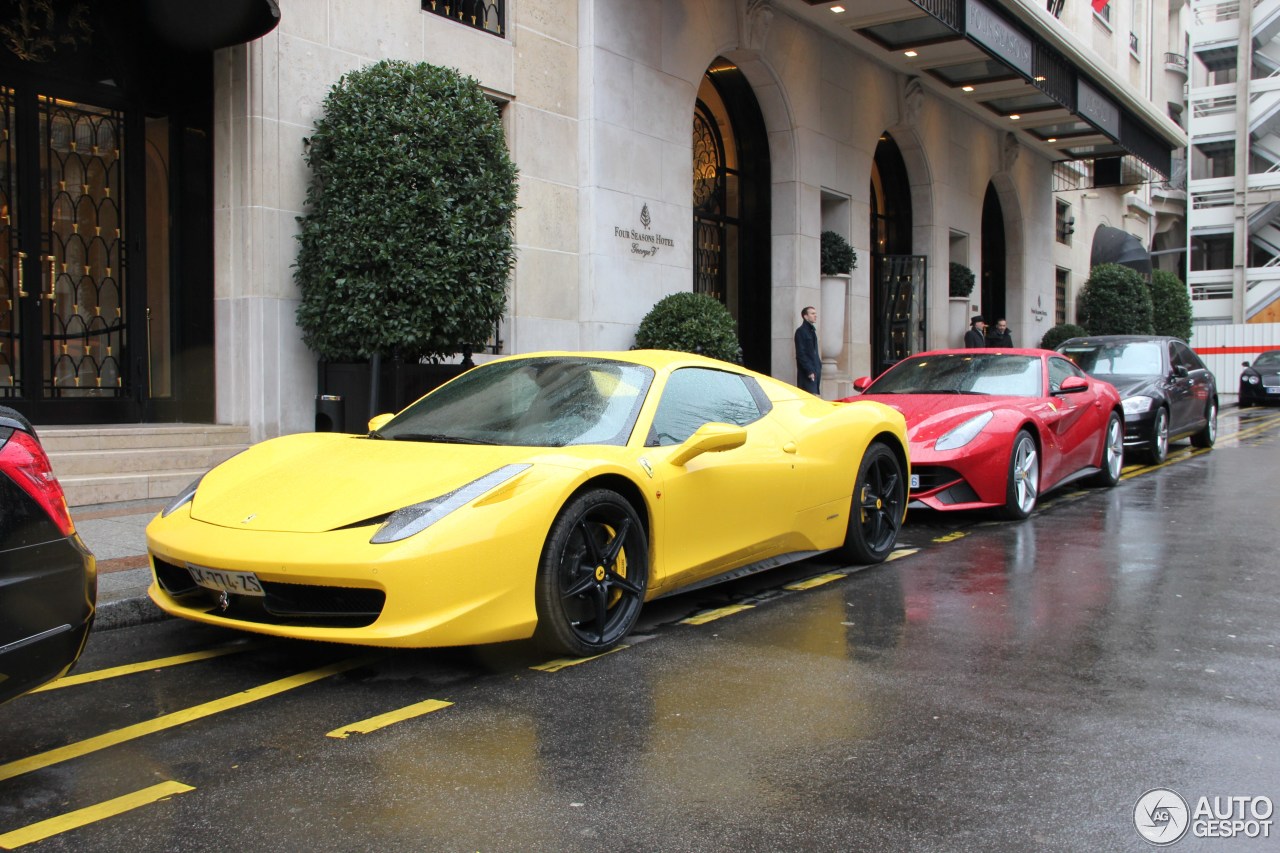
[95,594,169,631]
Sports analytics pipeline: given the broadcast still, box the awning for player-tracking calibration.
[144,0,280,52]
[1091,225,1152,276]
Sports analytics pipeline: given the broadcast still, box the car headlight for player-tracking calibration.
[370,464,531,544]
[935,411,994,451]
[1245,374,1259,385]
[1121,396,1155,415]
[161,475,204,517]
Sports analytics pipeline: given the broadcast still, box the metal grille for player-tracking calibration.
[40,97,126,397]
[421,0,505,37]
[875,255,928,373]
[0,88,16,395]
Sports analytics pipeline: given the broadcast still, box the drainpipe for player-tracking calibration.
[1235,0,1253,324]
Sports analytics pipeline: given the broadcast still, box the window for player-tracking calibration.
[648,368,768,446]
[1055,200,1074,245]
[1055,268,1069,325]
[1191,234,1233,271]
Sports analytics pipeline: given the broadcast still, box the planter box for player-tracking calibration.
[320,359,469,433]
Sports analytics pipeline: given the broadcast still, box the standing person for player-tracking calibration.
[795,306,821,394]
[987,318,1013,348]
[963,315,987,348]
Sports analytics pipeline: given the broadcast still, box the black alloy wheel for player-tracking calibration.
[1144,407,1170,465]
[1191,401,1217,449]
[835,441,904,564]
[534,488,649,657]
[1091,410,1124,488]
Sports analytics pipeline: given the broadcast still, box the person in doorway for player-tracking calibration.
[795,305,821,394]
[964,315,987,348]
[987,318,1013,348]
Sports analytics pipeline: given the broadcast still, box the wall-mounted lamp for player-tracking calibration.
[1082,192,1100,199]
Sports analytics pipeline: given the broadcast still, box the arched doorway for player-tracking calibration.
[981,183,1007,325]
[692,59,770,371]
[870,132,925,375]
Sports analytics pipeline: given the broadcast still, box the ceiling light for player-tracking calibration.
[830,4,846,11]
[904,50,918,57]
[962,86,975,92]
[1047,137,1058,142]
[1009,114,1021,120]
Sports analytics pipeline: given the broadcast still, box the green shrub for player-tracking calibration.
[633,292,742,363]
[1149,269,1193,342]
[1077,263,1154,336]
[949,262,975,298]
[294,60,519,362]
[1039,323,1088,350]
[820,230,857,275]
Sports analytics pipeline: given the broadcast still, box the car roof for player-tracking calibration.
[1057,335,1185,345]
[488,349,748,372]
[896,347,1056,357]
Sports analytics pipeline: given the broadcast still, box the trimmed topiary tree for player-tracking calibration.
[1077,263,1154,336]
[949,262,975,298]
[1039,322,1088,350]
[1149,269,1193,342]
[820,230,857,275]
[633,292,742,363]
[294,60,518,362]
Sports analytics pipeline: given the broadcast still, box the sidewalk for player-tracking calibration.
[74,499,168,631]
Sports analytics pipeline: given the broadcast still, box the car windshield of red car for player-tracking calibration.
[867,354,1042,397]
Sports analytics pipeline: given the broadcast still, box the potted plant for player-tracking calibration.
[294,60,519,429]
[819,231,856,370]
[948,262,977,345]
[820,230,857,277]
[949,262,975,298]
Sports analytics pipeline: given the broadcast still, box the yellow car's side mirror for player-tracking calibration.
[368,413,395,433]
[668,422,747,467]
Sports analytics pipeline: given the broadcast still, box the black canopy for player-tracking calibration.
[144,0,280,52]
[1090,224,1152,276]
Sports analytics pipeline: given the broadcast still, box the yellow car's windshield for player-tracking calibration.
[376,357,655,447]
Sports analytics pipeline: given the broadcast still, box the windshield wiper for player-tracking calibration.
[388,433,497,445]
[367,430,387,440]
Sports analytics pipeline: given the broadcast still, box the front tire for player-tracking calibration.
[1090,410,1124,487]
[534,489,648,657]
[834,441,905,565]
[1191,401,1217,449]
[1143,407,1169,465]
[998,430,1039,520]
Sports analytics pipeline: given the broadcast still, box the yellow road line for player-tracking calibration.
[784,573,845,591]
[326,699,453,739]
[680,603,754,626]
[530,645,628,672]
[0,780,194,849]
[886,548,918,561]
[932,531,967,544]
[32,642,266,693]
[0,656,375,784]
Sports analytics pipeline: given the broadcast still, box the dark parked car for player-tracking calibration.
[0,406,96,704]
[1057,335,1218,464]
[1239,350,1280,407]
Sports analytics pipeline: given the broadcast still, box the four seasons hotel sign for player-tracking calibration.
[613,203,676,258]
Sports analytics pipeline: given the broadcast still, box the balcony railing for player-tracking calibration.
[422,0,505,38]
[1165,52,1189,74]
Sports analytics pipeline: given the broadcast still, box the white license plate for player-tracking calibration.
[1266,386,1280,394]
[910,474,920,489]
[188,565,265,597]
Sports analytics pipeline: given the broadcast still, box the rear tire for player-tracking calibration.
[998,430,1039,520]
[1190,401,1217,449]
[1090,410,1124,488]
[834,441,905,565]
[533,489,648,657]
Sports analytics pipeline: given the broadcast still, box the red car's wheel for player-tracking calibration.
[1091,410,1124,487]
[998,430,1039,520]
[534,488,649,657]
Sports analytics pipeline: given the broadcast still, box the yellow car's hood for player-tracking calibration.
[189,433,553,533]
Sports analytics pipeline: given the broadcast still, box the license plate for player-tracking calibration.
[187,564,265,597]
[1266,386,1280,394]
[910,474,920,489]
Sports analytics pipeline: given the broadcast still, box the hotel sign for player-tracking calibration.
[613,203,676,259]
[967,0,1032,79]
[1077,79,1121,140]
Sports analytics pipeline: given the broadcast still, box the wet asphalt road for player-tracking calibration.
[2,408,1279,852]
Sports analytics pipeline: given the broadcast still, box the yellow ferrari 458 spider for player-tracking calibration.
[147,350,908,656]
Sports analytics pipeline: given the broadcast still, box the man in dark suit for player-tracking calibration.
[795,306,821,394]
[963,315,987,348]
[987,318,1013,347]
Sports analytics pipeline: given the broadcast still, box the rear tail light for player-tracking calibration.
[0,429,75,535]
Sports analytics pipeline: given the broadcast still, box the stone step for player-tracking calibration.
[36,423,251,453]
[60,469,210,508]
[48,443,246,477]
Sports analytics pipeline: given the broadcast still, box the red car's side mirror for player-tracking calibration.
[852,376,873,393]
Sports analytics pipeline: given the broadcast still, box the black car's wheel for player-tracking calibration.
[534,488,648,657]
[998,430,1040,520]
[1143,407,1169,465]
[834,441,904,565]
[1191,401,1217,449]
[1090,410,1124,488]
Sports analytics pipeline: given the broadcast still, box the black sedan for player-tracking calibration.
[0,406,96,704]
[1239,350,1280,407]
[1057,335,1218,465]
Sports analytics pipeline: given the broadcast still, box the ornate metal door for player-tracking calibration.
[0,88,138,420]
[874,254,928,376]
